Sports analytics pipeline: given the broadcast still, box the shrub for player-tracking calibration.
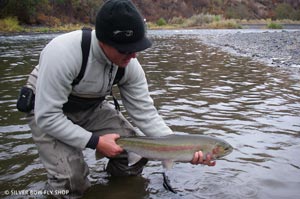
[292,10,300,20]
[169,16,185,25]
[207,20,242,29]
[225,4,250,19]
[156,18,167,26]
[188,14,214,26]
[0,17,23,32]
[37,13,62,27]
[213,15,221,22]
[275,3,293,19]
[267,22,283,29]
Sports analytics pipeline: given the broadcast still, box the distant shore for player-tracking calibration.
[1,16,300,35]
[1,23,300,70]
[197,30,300,69]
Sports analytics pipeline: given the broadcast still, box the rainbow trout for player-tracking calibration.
[116,134,233,193]
[117,134,233,168]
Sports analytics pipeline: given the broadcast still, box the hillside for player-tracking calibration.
[132,0,300,21]
[0,0,300,26]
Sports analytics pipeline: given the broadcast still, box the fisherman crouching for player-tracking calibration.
[19,0,215,198]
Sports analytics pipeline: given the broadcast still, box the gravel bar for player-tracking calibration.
[198,30,300,68]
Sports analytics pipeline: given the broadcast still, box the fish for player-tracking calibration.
[116,134,233,193]
[117,134,233,167]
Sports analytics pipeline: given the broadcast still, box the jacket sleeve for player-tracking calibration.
[118,59,173,137]
[34,33,92,149]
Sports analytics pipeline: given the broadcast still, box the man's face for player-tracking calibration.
[99,42,137,67]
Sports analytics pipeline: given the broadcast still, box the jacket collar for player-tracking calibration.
[91,30,115,67]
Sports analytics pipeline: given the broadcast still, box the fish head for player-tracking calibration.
[212,140,233,159]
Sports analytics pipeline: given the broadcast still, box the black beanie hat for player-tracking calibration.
[95,0,152,53]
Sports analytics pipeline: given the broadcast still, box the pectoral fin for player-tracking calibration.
[162,160,174,170]
[127,152,143,166]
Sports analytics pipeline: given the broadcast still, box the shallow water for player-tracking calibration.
[0,30,300,199]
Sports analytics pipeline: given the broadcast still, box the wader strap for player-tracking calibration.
[111,66,125,111]
[72,27,92,86]
[111,67,125,111]
[113,67,125,85]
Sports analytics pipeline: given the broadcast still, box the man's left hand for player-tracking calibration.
[191,151,216,166]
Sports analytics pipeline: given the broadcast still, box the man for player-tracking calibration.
[28,0,215,198]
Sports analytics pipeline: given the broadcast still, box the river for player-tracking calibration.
[0,30,300,199]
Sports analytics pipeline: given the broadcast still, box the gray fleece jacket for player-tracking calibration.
[33,30,172,149]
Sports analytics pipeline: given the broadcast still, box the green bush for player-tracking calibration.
[213,15,221,22]
[0,17,23,32]
[156,18,167,26]
[267,22,283,29]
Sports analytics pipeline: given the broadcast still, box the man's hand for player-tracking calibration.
[96,134,123,158]
[191,151,216,166]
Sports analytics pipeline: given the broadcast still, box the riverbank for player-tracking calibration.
[1,20,300,70]
[197,30,300,69]
[1,14,300,35]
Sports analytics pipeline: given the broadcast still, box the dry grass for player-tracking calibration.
[0,17,23,32]
[1,15,300,34]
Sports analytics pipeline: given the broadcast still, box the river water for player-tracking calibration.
[0,30,299,199]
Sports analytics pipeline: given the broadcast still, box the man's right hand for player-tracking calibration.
[96,134,123,158]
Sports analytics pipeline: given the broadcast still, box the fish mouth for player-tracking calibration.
[221,146,233,158]
[213,144,233,159]
[225,145,233,153]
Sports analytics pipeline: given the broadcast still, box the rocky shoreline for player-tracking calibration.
[197,30,300,69]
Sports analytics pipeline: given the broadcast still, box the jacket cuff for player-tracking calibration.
[86,134,99,149]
